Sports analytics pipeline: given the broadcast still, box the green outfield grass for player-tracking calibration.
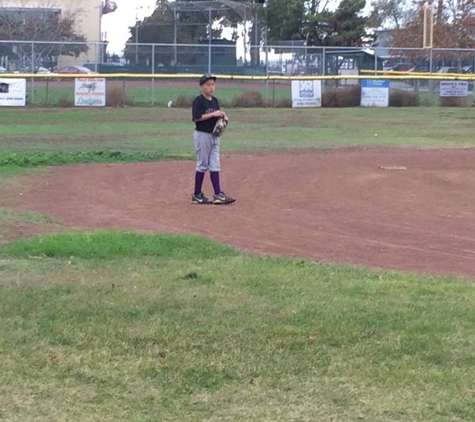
[1,108,475,421]
[1,232,475,422]
[27,81,290,107]
[1,107,475,161]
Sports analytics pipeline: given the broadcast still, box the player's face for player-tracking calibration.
[201,80,215,97]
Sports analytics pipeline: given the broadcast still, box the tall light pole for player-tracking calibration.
[133,6,155,66]
[423,3,434,50]
[423,2,434,92]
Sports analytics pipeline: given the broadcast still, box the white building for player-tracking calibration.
[0,0,113,69]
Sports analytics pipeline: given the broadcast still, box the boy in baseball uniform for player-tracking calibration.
[191,74,236,205]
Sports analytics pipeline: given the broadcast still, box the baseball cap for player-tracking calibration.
[199,73,217,85]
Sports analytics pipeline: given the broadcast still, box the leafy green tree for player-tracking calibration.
[316,0,368,46]
[124,0,230,65]
[266,0,369,47]
[266,0,306,41]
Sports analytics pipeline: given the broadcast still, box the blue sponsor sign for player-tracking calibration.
[361,79,390,88]
[361,79,390,107]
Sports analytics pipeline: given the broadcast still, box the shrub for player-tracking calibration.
[107,86,129,107]
[174,95,194,108]
[322,85,361,107]
[231,90,264,108]
[270,98,292,108]
[389,89,420,107]
[439,96,471,107]
[57,95,73,108]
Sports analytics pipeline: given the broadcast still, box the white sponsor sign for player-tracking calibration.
[440,81,468,97]
[0,78,26,106]
[291,80,322,108]
[74,78,106,106]
[361,79,390,107]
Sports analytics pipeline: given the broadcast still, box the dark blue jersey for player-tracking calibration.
[192,94,220,133]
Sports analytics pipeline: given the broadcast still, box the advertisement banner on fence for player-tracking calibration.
[440,81,468,97]
[291,80,322,108]
[361,79,390,107]
[0,78,26,106]
[74,78,106,107]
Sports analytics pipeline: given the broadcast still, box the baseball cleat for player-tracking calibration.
[213,192,236,204]
[191,192,213,204]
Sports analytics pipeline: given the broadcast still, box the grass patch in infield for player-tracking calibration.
[0,166,45,183]
[1,231,475,421]
[0,150,192,167]
[0,208,62,244]
[0,208,59,225]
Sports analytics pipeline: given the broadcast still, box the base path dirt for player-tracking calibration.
[2,148,475,279]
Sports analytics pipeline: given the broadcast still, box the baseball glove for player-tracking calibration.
[213,115,229,137]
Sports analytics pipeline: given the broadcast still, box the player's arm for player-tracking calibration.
[193,109,225,122]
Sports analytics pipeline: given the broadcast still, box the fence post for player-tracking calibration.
[208,7,212,74]
[31,42,35,104]
[322,47,326,94]
[265,29,269,106]
[152,44,155,106]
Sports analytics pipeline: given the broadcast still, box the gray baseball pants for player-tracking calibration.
[194,130,220,172]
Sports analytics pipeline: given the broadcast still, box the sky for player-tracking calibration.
[101,0,157,55]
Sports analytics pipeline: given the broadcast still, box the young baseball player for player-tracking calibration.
[191,74,236,205]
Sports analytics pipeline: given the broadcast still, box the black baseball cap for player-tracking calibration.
[199,73,217,85]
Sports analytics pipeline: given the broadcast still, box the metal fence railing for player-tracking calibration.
[1,40,474,77]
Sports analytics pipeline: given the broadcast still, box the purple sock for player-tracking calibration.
[210,171,221,195]
[194,171,205,195]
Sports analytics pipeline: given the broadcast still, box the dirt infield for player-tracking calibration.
[2,148,475,279]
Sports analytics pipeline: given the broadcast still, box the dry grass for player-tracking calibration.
[439,96,472,107]
[231,90,265,107]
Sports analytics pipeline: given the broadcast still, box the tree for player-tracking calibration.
[310,0,369,47]
[266,0,370,47]
[0,6,88,70]
[391,0,475,68]
[368,0,410,30]
[266,0,306,41]
[124,0,229,66]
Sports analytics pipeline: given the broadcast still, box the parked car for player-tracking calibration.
[408,66,429,72]
[437,67,459,74]
[36,67,51,74]
[392,63,412,72]
[0,66,6,73]
[54,65,98,75]
[462,65,473,74]
[384,63,411,75]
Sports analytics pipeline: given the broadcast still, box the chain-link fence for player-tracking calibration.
[1,40,474,76]
[1,40,474,106]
